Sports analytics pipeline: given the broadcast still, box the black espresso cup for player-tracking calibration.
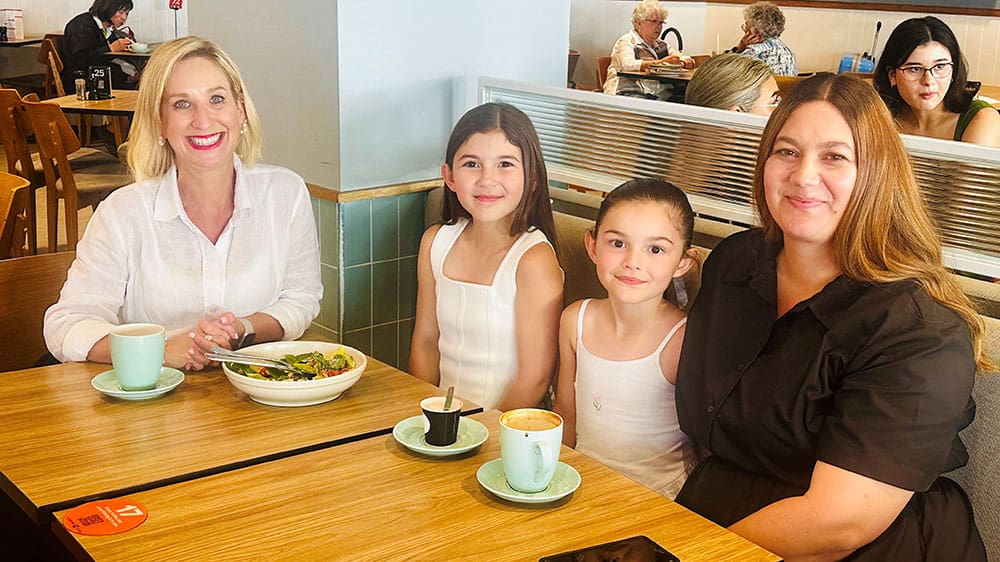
[421,396,463,446]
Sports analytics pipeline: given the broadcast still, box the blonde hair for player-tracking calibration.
[127,36,262,181]
[685,53,773,112]
[752,73,990,372]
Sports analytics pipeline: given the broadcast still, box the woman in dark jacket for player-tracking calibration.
[62,0,136,91]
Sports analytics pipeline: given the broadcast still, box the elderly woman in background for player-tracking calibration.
[603,0,694,100]
[873,16,1000,147]
[44,36,323,370]
[685,54,779,116]
[676,73,987,560]
[727,1,797,77]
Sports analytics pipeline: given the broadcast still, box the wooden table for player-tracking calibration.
[49,90,138,147]
[0,357,477,524]
[977,84,1000,110]
[53,411,778,561]
[0,36,43,47]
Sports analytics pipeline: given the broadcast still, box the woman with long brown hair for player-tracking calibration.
[676,73,987,560]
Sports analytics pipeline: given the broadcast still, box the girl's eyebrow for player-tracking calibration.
[455,152,522,162]
[602,229,675,244]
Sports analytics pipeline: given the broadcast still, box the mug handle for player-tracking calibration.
[533,440,556,484]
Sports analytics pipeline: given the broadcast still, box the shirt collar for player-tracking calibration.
[152,154,252,222]
[723,229,868,328]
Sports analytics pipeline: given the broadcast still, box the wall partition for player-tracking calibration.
[481,78,1000,278]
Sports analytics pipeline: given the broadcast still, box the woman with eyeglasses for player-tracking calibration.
[603,0,694,100]
[62,0,139,91]
[684,53,779,116]
[873,16,1000,147]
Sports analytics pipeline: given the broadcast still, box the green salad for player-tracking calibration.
[227,349,356,381]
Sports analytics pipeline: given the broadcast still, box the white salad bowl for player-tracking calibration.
[221,341,366,407]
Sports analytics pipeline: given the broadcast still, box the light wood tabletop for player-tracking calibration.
[0,357,476,524]
[53,410,778,562]
[48,90,138,116]
[977,84,1000,109]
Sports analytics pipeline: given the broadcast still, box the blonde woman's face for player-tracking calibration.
[159,56,245,175]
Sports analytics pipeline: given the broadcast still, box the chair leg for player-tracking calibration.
[46,185,58,254]
[65,192,79,252]
[26,184,38,255]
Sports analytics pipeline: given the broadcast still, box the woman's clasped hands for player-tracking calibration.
[164,312,241,371]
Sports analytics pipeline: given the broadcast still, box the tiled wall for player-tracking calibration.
[310,191,428,371]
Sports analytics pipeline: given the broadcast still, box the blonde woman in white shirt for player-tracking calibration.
[603,0,694,99]
[44,36,322,370]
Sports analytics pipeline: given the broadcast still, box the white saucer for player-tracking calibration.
[91,368,184,401]
[476,458,581,504]
[392,415,488,457]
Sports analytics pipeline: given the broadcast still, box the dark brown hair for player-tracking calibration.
[441,103,557,248]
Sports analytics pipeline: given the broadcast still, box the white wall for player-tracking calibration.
[189,0,340,189]
[336,0,571,191]
[571,1,1000,89]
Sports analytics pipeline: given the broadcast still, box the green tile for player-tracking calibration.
[372,323,399,369]
[318,198,339,267]
[343,328,372,356]
[343,265,371,331]
[372,197,399,262]
[318,264,340,331]
[398,191,427,257]
[398,256,418,320]
[372,260,399,325]
[342,200,371,267]
[398,318,415,373]
[307,323,338,343]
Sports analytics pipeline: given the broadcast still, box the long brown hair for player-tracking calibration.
[752,73,990,372]
[440,103,557,248]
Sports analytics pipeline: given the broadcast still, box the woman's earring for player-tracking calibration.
[240,121,247,135]
[157,136,166,146]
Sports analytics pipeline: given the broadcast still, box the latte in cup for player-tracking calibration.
[499,409,563,493]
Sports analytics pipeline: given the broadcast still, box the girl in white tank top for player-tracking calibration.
[410,103,563,411]
[553,178,700,498]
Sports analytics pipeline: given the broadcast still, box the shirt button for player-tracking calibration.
[736,363,746,372]
[209,305,218,313]
[707,405,715,414]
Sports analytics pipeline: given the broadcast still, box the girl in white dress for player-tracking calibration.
[410,103,563,411]
[554,178,699,498]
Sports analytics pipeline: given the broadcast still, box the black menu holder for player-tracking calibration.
[87,65,113,100]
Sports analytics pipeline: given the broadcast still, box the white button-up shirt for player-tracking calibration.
[44,157,323,362]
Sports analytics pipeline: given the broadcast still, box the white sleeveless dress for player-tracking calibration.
[573,299,694,498]
[430,219,554,410]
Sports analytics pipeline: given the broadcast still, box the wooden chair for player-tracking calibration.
[0,88,46,253]
[691,54,713,69]
[0,172,31,259]
[775,73,816,98]
[22,100,131,252]
[596,56,612,91]
[0,251,76,372]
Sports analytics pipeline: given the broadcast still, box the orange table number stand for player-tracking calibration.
[62,498,148,536]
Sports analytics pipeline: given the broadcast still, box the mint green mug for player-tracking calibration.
[499,409,563,493]
[110,323,165,391]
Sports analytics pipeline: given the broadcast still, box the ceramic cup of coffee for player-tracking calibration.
[421,396,463,446]
[499,408,563,493]
[110,323,165,391]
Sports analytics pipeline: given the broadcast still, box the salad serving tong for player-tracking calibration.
[205,345,297,371]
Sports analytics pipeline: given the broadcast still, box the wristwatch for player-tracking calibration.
[235,318,256,349]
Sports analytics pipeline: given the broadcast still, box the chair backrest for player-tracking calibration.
[0,89,40,183]
[946,315,1000,561]
[0,173,31,259]
[0,251,76,372]
[775,73,815,98]
[37,38,66,98]
[596,56,612,90]
[22,99,82,164]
